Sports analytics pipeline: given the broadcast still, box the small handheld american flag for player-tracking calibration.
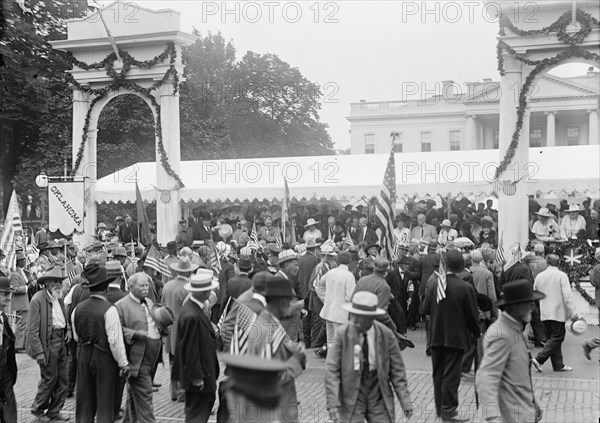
[230,300,257,355]
[145,245,172,277]
[436,253,447,303]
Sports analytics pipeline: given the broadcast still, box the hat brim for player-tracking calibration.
[494,290,545,307]
[37,275,66,285]
[342,303,385,316]
[534,211,552,217]
[87,275,118,290]
[277,256,298,265]
[305,243,321,249]
[170,263,200,273]
[184,280,219,292]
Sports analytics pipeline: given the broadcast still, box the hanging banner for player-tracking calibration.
[48,181,85,235]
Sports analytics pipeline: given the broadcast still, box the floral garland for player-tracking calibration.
[494,8,600,179]
[66,42,184,188]
[546,238,598,306]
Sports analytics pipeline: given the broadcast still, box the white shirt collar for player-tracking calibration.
[252,293,267,307]
[189,296,206,310]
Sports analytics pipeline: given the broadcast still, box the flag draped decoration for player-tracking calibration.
[374,134,397,261]
[230,300,257,355]
[250,220,259,244]
[210,246,222,277]
[135,182,151,246]
[436,253,447,303]
[496,233,506,263]
[260,321,289,359]
[0,190,23,272]
[145,245,171,277]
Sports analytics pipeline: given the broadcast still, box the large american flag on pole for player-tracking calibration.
[250,219,259,244]
[374,133,398,261]
[0,190,23,272]
[436,252,447,303]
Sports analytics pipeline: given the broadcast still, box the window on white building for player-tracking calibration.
[421,131,432,152]
[450,130,461,151]
[364,133,375,154]
[493,128,499,149]
[566,126,579,145]
[393,132,403,153]
[530,128,542,147]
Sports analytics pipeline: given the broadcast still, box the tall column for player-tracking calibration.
[588,109,599,145]
[156,83,182,245]
[498,56,529,251]
[546,111,556,147]
[72,89,96,249]
[466,115,477,150]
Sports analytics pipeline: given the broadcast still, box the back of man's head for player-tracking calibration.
[337,251,351,265]
[546,254,560,267]
[445,249,465,272]
[373,257,389,273]
[472,249,483,264]
[252,271,271,296]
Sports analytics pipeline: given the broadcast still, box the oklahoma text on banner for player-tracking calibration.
[48,181,85,235]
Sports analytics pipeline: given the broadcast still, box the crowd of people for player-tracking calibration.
[0,195,598,423]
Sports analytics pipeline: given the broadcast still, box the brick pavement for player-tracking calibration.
[12,325,600,422]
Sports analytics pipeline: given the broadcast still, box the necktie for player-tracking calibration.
[362,333,369,378]
[421,227,424,237]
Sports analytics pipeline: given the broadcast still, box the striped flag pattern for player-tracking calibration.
[495,233,505,263]
[210,246,222,277]
[503,243,522,272]
[0,190,23,272]
[144,244,172,277]
[65,258,78,286]
[374,134,398,261]
[261,320,289,359]
[250,220,259,244]
[230,300,257,355]
[436,253,447,303]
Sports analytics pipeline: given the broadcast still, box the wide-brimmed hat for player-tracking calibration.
[238,256,253,271]
[535,207,553,218]
[495,279,545,307]
[277,250,298,265]
[0,277,14,293]
[37,266,66,285]
[566,204,581,213]
[84,264,117,291]
[170,256,199,273]
[38,241,55,252]
[305,239,321,249]
[342,291,385,316]
[166,241,178,252]
[481,216,494,227]
[150,305,175,332]
[304,218,319,228]
[565,317,587,336]
[84,240,104,253]
[112,246,127,258]
[264,275,296,298]
[217,353,287,404]
[114,216,124,222]
[219,224,233,239]
[440,219,452,228]
[476,293,493,312]
[106,261,124,276]
[185,269,218,292]
[97,222,107,229]
[364,243,381,253]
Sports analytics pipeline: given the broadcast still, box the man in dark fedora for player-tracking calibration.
[221,256,253,315]
[325,291,413,423]
[162,256,199,402]
[71,264,130,423]
[476,279,544,423]
[172,270,220,423]
[218,354,288,423]
[0,276,17,423]
[422,250,480,423]
[354,258,397,333]
[26,266,70,422]
[246,275,306,423]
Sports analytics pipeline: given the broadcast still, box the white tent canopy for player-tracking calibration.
[95,145,600,204]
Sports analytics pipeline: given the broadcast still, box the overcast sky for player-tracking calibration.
[106,1,592,150]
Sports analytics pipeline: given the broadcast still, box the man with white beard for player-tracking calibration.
[26,266,70,422]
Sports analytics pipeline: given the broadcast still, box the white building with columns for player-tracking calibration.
[348,69,599,154]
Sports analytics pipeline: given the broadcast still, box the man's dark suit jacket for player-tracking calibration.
[418,253,440,296]
[356,227,378,244]
[422,273,480,351]
[297,252,319,300]
[172,300,219,393]
[195,225,213,242]
[0,312,17,389]
[26,289,68,362]
[118,223,137,243]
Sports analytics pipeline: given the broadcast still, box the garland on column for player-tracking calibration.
[495,8,600,180]
[65,41,184,188]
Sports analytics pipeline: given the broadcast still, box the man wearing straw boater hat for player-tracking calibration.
[172,269,220,423]
[325,291,413,423]
[71,264,130,423]
[162,256,199,402]
[476,279,545,423]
